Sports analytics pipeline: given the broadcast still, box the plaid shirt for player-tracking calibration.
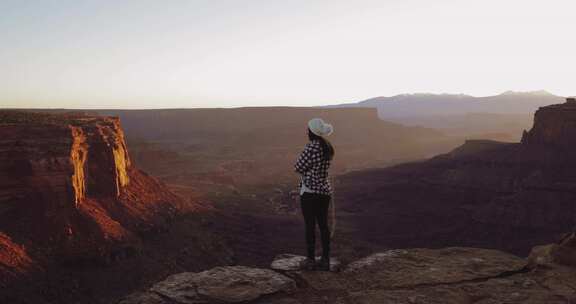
[294,140,332,196]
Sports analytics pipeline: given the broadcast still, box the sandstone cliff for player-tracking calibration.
[522,97,576,149]
[0,111,187,285]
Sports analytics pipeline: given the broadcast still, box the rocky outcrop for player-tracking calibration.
[121,245,576,304]
[119,266,296,304]
[67,114,132,201]
[0,112,133,209]
[0,111,186,282]
[343,247,525,285]
[528,232,576,268]
[522,97,576,149]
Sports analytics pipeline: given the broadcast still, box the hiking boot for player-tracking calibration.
[299,257,316,271]
[317,257,330,271]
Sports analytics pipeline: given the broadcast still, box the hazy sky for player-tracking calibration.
[1,0,574,108]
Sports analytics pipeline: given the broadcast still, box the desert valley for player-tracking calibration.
[3,93,576,303]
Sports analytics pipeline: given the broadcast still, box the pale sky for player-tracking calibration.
[1,0,574,109]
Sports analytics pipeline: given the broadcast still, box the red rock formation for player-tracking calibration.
[0,111,186,284]
[522,97,576,149]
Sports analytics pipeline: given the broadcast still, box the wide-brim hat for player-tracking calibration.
[308,118,334,137]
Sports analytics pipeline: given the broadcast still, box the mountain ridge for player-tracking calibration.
[325,91,565,140]
[330,91,563,111]
[333,90,556,105]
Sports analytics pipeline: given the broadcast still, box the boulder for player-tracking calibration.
[528,232,576,268]
[119,266,296,304]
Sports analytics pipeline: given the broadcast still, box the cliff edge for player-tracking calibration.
[522,97,576,149]
[120,239,576,304]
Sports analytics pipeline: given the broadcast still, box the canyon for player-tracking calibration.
[334,97,576,256]
[116,97,576,304]
[3,97,576,303]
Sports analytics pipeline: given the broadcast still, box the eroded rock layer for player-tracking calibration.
[0,111,184,283]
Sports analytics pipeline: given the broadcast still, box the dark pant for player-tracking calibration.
[300,192,331,259]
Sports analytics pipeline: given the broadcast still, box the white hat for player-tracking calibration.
[308,118,334,137]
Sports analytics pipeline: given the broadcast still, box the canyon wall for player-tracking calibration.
[0,111,185,283]
[0,112,133,210]
[522,97,576,149]
[335,98,576,256]
[434,99,576,252]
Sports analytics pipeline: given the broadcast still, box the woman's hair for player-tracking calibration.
[308,129,335,161]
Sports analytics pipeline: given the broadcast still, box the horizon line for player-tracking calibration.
[0,90,567,110]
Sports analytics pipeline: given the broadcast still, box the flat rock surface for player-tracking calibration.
[120,266,296,304]
[343,247,526,289]
[120,247,576,304]
[348,273,575,304]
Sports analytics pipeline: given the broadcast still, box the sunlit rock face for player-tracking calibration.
[522,97,576,149]
[0,111,183,278]
[0,112,132,210]
[70,116,132,201]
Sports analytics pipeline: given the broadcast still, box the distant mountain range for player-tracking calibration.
[327,91,566,140]
[329,91,564,117]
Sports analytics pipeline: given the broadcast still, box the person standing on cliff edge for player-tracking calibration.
[294,118,335,271]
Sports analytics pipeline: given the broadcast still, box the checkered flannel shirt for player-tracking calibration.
[294,140,332,196]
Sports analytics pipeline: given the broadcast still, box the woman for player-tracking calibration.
[294,118,335,271]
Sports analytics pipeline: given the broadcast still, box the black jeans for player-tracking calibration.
[300,192,331,259]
